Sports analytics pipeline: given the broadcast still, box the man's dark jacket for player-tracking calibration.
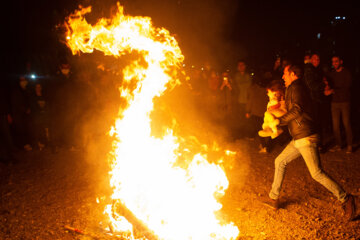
[279,79,317,140]
[303,63,325,103]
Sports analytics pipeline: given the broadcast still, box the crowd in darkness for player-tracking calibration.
[0,58,121,163]
[186,52,357,154]
[0,51,358,164]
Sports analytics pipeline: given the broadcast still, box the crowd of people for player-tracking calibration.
[0,53,356,163]
[186,53,356,154]
[0,60,120,163]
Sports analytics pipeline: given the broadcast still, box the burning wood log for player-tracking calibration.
[112,200,159,240]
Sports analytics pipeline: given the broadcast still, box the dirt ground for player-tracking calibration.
[1,138,359,240]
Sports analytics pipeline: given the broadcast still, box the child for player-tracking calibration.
[258,81,286,139]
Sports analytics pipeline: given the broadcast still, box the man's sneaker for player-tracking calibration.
[329,145,341,152]
[346,146,353,154]
[261,197,280,210]
[342,194,356,221]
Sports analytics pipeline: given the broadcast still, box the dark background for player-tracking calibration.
[2,0,359,76]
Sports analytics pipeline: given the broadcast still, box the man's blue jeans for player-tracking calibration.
[269,134,347,203]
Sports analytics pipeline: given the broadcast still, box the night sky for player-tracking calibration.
[2,0,359,76]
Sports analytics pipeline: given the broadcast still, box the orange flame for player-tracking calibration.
[65,3,239,240]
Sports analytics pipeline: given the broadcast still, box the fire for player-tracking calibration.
[65,3,239,240]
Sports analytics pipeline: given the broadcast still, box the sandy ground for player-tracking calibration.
[1,138,359,240]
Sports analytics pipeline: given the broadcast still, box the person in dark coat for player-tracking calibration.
[30,83,50,150]
[245,75,269,152]
[303,54,327,149]
[48,63,75,151]
[10,76,32,151]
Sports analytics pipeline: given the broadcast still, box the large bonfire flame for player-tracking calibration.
[65,3,239,240]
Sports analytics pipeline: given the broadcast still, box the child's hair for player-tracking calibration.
[267,80,285,96]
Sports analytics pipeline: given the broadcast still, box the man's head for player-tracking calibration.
[310,54,320,68]
[331,56,343,71]
[304,54,311,64]
[60,63,71,75]
[19,76,28,89]
[282,65,301,88]
[237,61,246,73]
[274,57,281,69]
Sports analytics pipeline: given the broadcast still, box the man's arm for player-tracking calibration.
[278,87,303,126]
[303,66,325,93]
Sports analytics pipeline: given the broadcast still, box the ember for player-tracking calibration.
[65,3,239,239]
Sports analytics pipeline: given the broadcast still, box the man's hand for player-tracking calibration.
[220,79,232,91]
[324,88,334,96]
[323,78,334,96]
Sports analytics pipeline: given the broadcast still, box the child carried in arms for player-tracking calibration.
[258,81,286,139]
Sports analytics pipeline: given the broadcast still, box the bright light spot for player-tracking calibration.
[343,16,346,20]
[317,33,321,39]
[30,74,36,80]
[66,36,71,40]
[225,150,236,156]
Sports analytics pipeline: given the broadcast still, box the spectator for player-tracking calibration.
[262,64,356,222]
[271,56,283,81]
[219,70,233,114]
[206,69,222,119]
[233,60,252,137]
[303,53,327,149]
[188,67,203,96]
[10,76,32,151]
[245,75,269,152]
[303,53,324,105]
[30,83,49,150]
[233,60,252,117]
[48,62,75,151]
[326,56,353,153]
